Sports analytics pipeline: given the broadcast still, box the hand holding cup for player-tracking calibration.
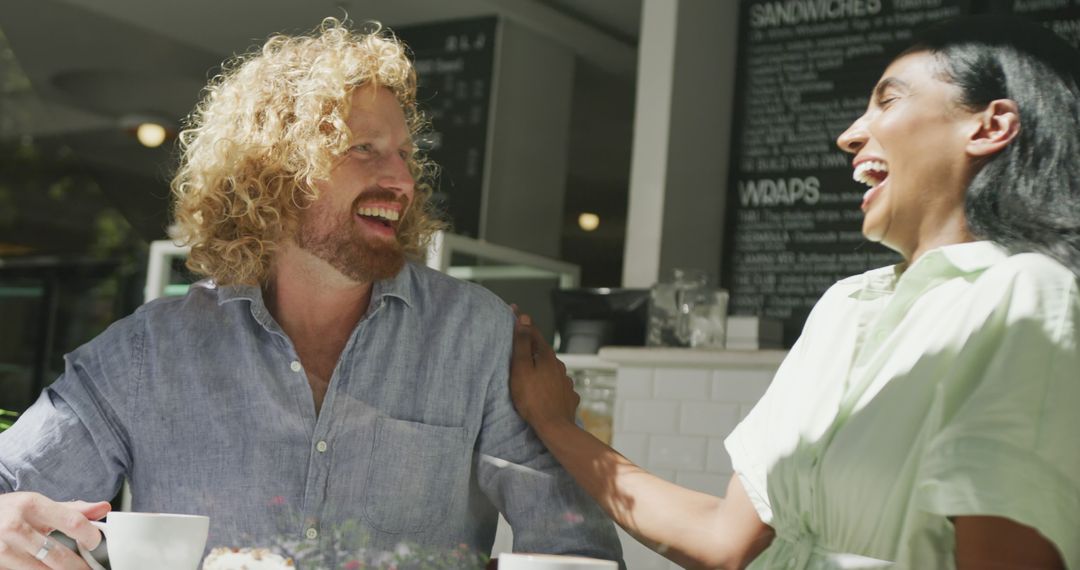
[0,491,109,570]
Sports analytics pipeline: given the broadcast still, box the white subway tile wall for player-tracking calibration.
[608,364,780,569]
[679,401,739,437]
[611,432,649,466]
[675,470,728,497]
[651,368,710,399]
[616,367,655,398]
[711,369,774,402]
[647,435,707,470]
[706,437,734,473]
[620,400,680,434]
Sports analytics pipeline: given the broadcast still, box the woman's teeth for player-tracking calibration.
[853,160,889,188]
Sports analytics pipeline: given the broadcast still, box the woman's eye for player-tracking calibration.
[351,143,373,154]
[878,96,897,108]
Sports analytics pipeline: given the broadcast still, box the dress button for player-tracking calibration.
[305,527,318,540]
[316,440,328,453]
[290,360,302,372]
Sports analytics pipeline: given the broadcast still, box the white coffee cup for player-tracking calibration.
[498,553,618,570]
[77,512,210,570]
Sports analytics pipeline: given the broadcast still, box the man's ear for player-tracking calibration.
[966,99,1020,158]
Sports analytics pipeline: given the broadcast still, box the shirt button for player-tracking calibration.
[316,440,328,453]
[290,360,302,372]
[305,527,318,540]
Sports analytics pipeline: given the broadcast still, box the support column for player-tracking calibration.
[482,19,575,258]
[622,0,739,287]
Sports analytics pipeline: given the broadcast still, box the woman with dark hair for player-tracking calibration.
[904,17,1080,275]
[509,16,1078,570]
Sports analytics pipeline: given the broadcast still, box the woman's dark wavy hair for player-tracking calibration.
[902,16,1080,277]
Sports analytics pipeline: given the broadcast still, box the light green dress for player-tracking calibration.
[725,242,1079,569]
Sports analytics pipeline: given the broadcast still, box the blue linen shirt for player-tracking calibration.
[0,262,622,564]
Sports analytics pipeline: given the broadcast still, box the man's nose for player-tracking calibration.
[379,153,415,198]
[836,116,867,154]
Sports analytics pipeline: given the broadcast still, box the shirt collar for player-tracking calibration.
[370,262,415,308]
[853,240,1008,299]
[213,262,417,309]
[933,240,1010,273]
[906,240,1009,277]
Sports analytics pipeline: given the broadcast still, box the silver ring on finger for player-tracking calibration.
[33,536,54,561]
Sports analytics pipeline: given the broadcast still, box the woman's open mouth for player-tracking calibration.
[853,160,889,211]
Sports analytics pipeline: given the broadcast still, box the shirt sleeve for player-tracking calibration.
[473,307,623,566]
[0,314,137,502]
[723,331,812,526]
[913,270,1080,568]
[723,280,849,527]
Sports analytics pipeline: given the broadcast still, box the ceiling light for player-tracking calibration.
[119,113,174,148]
[136,122,167,148]
[578,212,600,232]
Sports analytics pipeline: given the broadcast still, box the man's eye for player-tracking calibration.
[878,96,897,107]
[351,143,373,153]
[399,150,411,160]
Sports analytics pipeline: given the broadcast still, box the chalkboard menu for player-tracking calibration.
[397,17,498,238]
[990,0,1080,46]
[722,0,1080,346]
[722,0,974,345]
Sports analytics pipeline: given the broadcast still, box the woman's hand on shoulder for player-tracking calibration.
[509,308,579,433]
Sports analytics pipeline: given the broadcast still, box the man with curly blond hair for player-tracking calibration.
[0,18,621,569]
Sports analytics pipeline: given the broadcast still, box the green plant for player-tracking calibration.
[260,498,490,569]
[0,409,18,432]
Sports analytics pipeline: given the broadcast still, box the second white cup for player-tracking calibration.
[77,512,209,570]
[498,553,619,570]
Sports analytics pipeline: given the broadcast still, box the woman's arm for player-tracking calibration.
[510,316,773,569]
[954,516,1064,569]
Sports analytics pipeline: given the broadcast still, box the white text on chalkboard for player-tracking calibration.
[749,0,883,29]
[739,177,822,206]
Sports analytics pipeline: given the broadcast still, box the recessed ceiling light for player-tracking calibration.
[136,123,167,148]
[578,212,600,232]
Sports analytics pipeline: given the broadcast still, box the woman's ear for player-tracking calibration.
[966,99,1020,158]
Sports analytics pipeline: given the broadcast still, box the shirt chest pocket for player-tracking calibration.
[361,416,468,534]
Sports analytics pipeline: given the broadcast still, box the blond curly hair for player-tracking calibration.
[171,17,445,286]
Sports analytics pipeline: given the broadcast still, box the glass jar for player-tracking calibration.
[687,288,730,349]
[571,369,616,444]
[647,267,709,347]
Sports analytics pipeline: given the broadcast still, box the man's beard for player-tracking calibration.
[294,193,407,283]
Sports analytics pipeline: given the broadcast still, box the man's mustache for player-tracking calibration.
[352,188,409,210]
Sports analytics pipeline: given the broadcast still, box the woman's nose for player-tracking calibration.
[836,116,867,154]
